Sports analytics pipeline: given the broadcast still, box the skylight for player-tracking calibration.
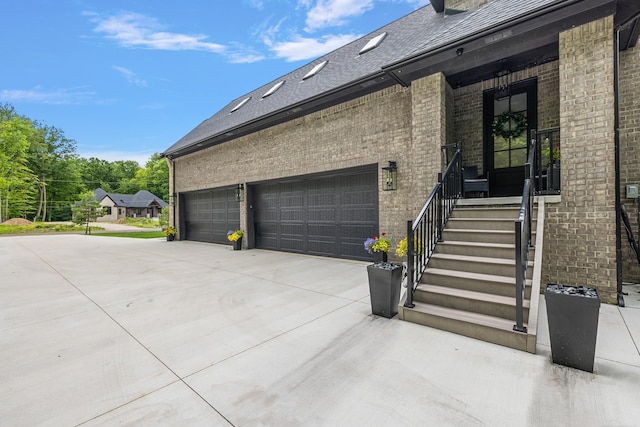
[359,32,387,55]
[302,61,328,80]
[230,97,251,113]
[262,81,285,98]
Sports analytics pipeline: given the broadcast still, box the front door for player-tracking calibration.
[484,78,537,197]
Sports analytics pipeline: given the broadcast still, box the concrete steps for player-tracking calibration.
[399,200,540,353]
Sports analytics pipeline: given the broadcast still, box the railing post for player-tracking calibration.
[404,219,415,308]
[513,220,526,333]
[437,172,444,242]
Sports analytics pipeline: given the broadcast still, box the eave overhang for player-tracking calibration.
[383,0,616,88]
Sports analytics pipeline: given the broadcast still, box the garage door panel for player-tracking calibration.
[183,188,239,244]
[254,166,377,260]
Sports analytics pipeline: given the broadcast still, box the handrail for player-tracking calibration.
[405,149,462,308]
[514,131,536,333]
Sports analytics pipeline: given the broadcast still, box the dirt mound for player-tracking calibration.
[2,218,34,226]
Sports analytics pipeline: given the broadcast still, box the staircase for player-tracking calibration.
[399,199,542,353]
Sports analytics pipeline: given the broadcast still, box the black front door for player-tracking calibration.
[484,78,537,197]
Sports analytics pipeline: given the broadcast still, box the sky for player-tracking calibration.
[0,0,428,166]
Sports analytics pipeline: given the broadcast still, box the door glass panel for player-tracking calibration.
[493,92,528,169]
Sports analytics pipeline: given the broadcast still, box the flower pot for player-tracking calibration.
[373,251,388,263]
[366,263,402,318]
[545,284,600,372]
[232,237,242,250]
[166,235,175,241]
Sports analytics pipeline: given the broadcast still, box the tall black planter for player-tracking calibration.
[366,263,402,318]
[545,284,600,372]
[232,237,243,250]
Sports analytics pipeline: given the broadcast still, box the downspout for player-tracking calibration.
[166,155,177,237]
[614,28,625,307]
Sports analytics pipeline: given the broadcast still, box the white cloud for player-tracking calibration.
[112,66,148,87]
[269,33,361,61]
[0,86,95,105]
[304,0,374,31]
[91,12,226,53]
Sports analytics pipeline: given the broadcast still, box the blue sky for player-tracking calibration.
[0,0,427,165]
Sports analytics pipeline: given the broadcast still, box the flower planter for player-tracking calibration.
[366,262,402,318]
[545,284,600,372]
[373,251,388,263]
[166,235,175,241]
[232,237,242,250]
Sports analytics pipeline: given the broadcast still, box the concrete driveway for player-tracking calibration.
[1,235,640,426]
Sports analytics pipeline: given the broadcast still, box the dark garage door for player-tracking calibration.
[252,167,377,261]
[182,188,240,244]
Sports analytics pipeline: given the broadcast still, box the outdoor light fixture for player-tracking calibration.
[382,161,397,191]
[494,69,511,100]
[169,193,177,205]
[234,184,244,202]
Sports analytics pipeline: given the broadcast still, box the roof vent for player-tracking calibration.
[359,32,387,55]
[230,97,251,113]
[302,61,328,80]
[262,81,285,98]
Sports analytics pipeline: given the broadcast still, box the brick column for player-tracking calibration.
[410,72,451,216]
[548,16,617,302]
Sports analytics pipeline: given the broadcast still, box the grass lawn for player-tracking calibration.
[121,217,161,228]
[0,223,100,235]
[92,231,165,239]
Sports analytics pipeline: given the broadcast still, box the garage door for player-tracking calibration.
[182,188,240,244]
[252,167,377,261]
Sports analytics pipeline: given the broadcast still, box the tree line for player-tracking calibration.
[0,103,169,222]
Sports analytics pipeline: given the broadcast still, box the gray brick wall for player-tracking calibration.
[545,16,617,302]
[174,84,433,259]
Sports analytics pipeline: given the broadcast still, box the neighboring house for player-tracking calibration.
[93,188,168,221]
[162,0,640,310]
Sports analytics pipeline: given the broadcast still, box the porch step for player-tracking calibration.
[400,301,529,352]
[400,201,540,353]
[442,228,536,245]
[428,253,533,278]
[435,241,518,259]
[446,217,535,231]
[451,206,536,219]
[422,268,532,299]
[413,284,530,320]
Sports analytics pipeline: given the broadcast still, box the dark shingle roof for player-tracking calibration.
[161,0,589,157]
[94,188,168,209]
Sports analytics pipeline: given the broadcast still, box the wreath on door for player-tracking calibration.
[492,111,527,139]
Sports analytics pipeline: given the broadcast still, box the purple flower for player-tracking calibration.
[364,237,376,254]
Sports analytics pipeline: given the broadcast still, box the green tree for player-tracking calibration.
[28,123,82,221]
[0,104,37,221]
[77,157,117,192]
[133,153,169,201]
[71,191,105,234]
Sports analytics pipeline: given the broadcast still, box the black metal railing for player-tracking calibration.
[513,132,536,333]
[534,127,561,194]
[405,149,463,308]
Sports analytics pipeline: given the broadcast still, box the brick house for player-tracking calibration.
[94,188,168,221]
[163,0,640,349]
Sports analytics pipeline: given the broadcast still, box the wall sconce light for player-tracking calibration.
[382,161,397,191]
[456,47,464,56]
[234,184,244,202]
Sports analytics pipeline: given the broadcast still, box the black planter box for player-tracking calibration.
[367,263,402,318]
[545,284,600,372]
[232,237,243,250]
